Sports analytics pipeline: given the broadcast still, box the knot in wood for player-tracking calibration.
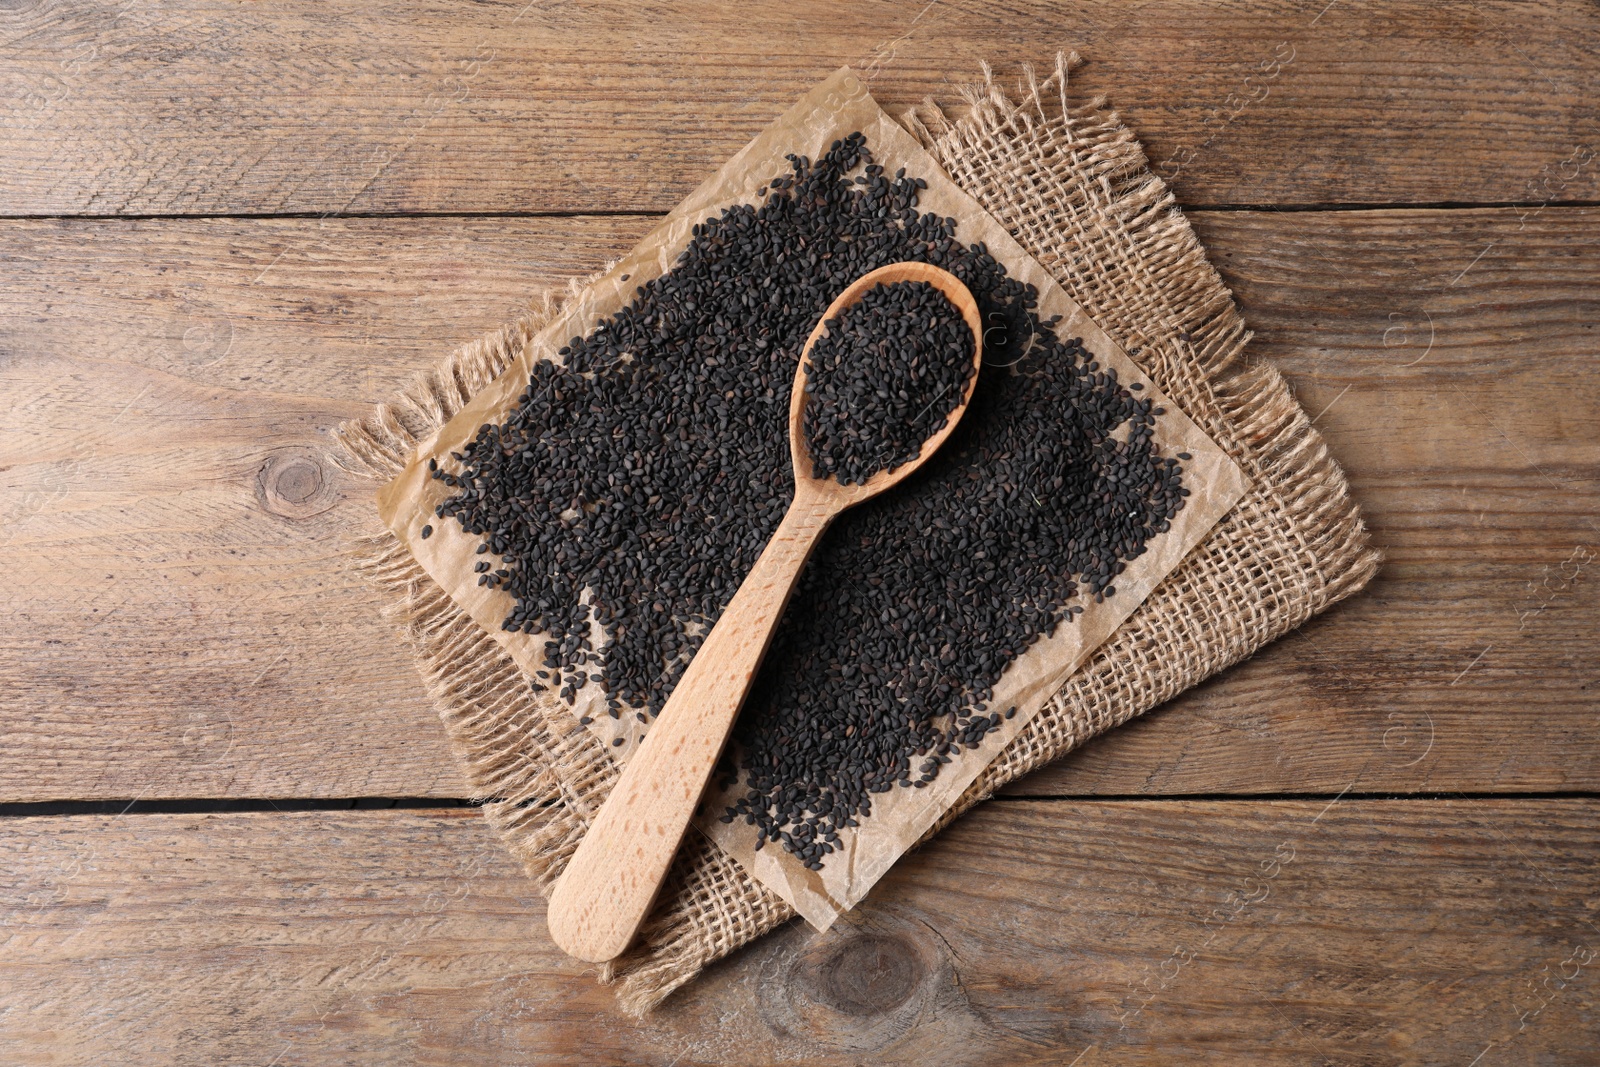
[814,933,924,1016]
[256,450,335,520]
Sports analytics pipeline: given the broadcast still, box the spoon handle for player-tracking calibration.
[545,490,836,963]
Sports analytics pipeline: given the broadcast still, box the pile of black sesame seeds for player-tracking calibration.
[801,279,975,486]
[432,131,1189,870]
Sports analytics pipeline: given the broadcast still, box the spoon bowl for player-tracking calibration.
[546,261,983,963]
[788,261,984,508]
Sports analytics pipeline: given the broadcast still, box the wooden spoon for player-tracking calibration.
[545,261,984,963]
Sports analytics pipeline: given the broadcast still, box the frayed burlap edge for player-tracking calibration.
[332,52,1379,1016]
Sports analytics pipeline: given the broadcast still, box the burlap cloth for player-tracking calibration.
[334,55,1379,1014]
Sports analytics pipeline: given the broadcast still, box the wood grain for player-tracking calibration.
[1,0,1597,215]
[5,3,1594,1059]
[2,802,1595,1064]
[1,209,1595,801]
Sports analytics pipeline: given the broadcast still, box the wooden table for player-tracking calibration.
[3,2,1597,1062]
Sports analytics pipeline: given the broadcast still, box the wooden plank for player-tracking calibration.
[2,0,1598,215]
[1,208,1595,801]
[1,802,1595,1063]
[0,215,653,801]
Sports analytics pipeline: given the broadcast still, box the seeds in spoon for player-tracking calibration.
[801,279,974,486]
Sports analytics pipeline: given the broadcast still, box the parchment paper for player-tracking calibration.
[377,68,1247,930]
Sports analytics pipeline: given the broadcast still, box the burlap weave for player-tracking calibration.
[334,54,1379,1015]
